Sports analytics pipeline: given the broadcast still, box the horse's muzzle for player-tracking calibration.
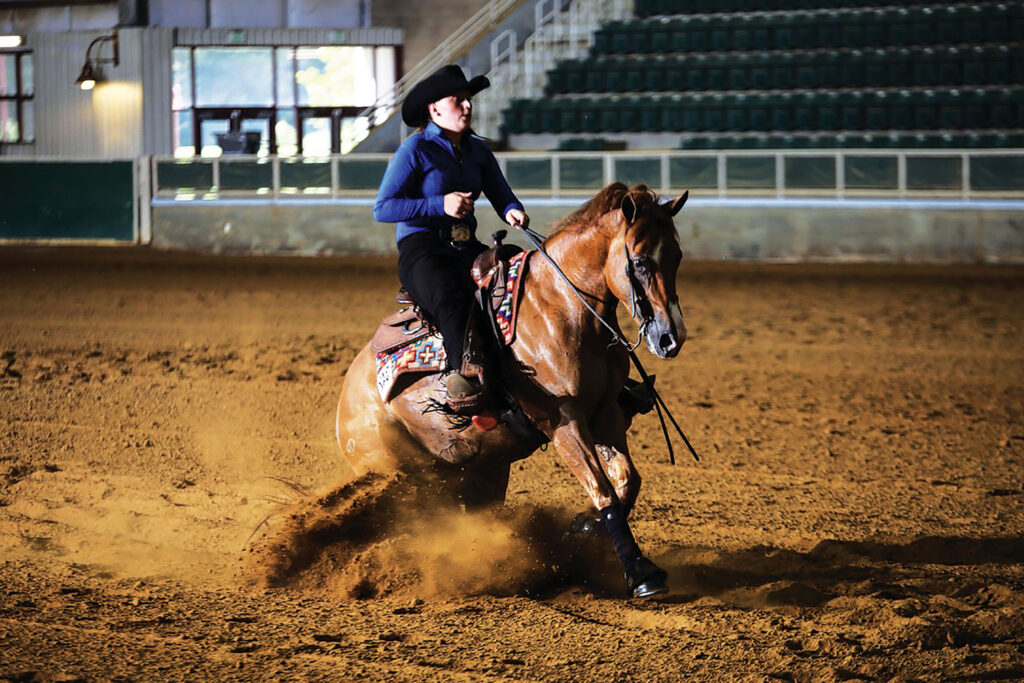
[646,314,686,359]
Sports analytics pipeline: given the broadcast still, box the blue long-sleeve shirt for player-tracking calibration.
[373,122,524,243]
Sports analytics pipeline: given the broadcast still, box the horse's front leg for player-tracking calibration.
[553,420,667,598]
[596,443,639,515]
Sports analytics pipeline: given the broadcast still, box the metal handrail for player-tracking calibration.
[356,0,528,130]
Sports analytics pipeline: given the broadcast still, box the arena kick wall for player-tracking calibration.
[147,199,1024,263]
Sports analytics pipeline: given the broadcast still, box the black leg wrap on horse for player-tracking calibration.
[600,504,668,596]
[600,504,642,566]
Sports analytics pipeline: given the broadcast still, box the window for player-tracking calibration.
[0,51,33,143]
[172,45,396,158]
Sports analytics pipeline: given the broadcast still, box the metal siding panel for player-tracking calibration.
[142,27,173,155]
[93,27,144,157]
[33,32,96,157]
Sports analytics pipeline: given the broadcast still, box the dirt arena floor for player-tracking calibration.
[1,247,1022,682]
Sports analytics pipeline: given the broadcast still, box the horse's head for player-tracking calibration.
[608,187,689,359]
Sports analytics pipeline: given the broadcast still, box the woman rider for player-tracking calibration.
[373,65,530,407]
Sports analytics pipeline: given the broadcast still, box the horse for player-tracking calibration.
[335,182,689,598]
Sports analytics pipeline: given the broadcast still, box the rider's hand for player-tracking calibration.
[505,208,529,229]
[444,191,474,219]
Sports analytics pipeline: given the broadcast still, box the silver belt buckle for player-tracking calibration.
[451,224,471,243]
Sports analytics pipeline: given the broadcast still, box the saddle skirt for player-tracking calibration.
[373,249,533,403]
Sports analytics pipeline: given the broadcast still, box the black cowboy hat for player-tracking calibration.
[401,64,490,127]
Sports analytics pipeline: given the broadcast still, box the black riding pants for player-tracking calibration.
[397,231,485,371]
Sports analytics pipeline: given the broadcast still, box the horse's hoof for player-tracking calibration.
[632,576,669,599]
[563,513,605,541]
[625,556,668,598]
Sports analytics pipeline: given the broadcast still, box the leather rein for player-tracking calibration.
[516,220,700,465]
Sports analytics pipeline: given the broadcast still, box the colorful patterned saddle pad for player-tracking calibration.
[374,250,533,402]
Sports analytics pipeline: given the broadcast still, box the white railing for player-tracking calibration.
[150,149,1024,200]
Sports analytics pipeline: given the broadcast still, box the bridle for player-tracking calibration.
[516,208,700,465]
[623,241,657,352]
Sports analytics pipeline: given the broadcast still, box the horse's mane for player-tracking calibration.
[549,182,662,236]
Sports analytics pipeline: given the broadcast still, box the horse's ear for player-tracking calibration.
[621,194,639,226]
[667,190,689,217]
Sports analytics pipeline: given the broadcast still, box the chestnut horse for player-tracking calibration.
[336,183,689,597]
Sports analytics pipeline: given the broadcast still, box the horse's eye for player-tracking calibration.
[632,256,653,279]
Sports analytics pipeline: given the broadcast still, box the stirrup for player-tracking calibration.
[444,372,485,416]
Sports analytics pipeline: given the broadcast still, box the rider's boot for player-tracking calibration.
[445,311,489,415]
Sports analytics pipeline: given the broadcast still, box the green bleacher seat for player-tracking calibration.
[770,53,795,90]
[666,94,689,131]
[665,62,688,91]
[863,50,888,89]
[725,96,747,131]
[599,100,620,132]
[706,59,727,91]
[865,92,889,130]
[934,90,962,130]
[710,19,731,52]
[748,94,771,131]
[984,46,1012,85]
[772,15,797,50]
[579,98,600,133]
[565,63,585,93]
[840,12,866,48]
[913,50,939,87]
[645,57,668,92]
[840,52,865,88]
[640,97,667,132]
[559,102,581,134]
[911,8,937,45]
[818,56,841,90]
[935,7,961,44]
[769,93,794,131]
[890,91,914,130]
[635,0,657,18]
[885,49,913,88]
[937,51,962,88]
[885,9,912,46]
[793,94,817,131]
[960,5,986,43]
[669,19,690,52]
[606,65,624,92]
[989,89,1019,129]
[913,90,938,130]
[817,92,841,131]
[650,21,671,53]
[819,14,842,47]
[704,95,726,132]
[840,92,865,130]
[749,53,771,89]
[727,55,749,90]
[794,56,818,90]
[1006,3,1023,41]
[611,24,630,53]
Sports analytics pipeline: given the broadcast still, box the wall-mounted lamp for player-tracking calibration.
[75,30,119,90]
[0,35,23,49]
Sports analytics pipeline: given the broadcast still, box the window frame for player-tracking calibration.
[0,50,34,145]
[173,44,394,157]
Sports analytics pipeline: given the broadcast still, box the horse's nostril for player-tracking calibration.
[659,333,675,351]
